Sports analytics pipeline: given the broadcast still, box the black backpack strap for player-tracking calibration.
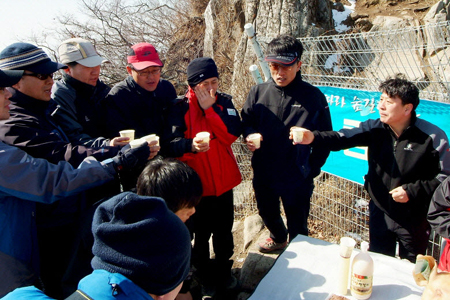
[65,289,93,300]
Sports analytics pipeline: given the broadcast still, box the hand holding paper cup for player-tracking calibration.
[119,129,135,141]
[142,134,160,146]
[248,133,262,149]
[129,138,147,149]
[196,132,210,145]
[292,127,308,143]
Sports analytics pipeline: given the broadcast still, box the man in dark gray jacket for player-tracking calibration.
[0,68,151,298]
[52,38,127,148]
[296,76,450,262]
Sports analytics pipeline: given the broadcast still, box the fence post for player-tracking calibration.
[249,65,264,84]
[244,23,271,81]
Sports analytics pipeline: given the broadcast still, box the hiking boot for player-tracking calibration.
[258,238,287,253]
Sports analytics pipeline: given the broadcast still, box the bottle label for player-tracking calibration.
[351,273,373,295]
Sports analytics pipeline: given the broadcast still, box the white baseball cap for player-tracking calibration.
[58,38,108,67]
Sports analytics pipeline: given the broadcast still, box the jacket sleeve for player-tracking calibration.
[241,86,258,139]
[428,177,450,239]
[51,101,110,148]
[163,100,193,158]
[0,115,119,167]
[307,95,333,178]
[0,142,116,204]
[404,129,450,208]
[205,94,242,146]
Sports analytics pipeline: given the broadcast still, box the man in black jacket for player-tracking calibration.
[52,38,128,148]
[102,42,176,140]
[296,76,450,262]
[241,35,333,253]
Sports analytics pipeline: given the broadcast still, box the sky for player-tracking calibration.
[0,0,354,52]
[0,0,82,50]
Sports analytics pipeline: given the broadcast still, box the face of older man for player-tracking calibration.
[13,71,54,101]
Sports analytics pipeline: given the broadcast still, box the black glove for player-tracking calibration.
[111,141,150,172]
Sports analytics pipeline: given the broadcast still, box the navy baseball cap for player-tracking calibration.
[0,43,67,74]
[0,69,23,87]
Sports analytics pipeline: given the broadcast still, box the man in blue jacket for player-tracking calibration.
[0,68,151,297]
[3,193,192,300]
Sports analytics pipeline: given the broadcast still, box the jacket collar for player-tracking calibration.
[9,87,51,113]
[62,73,97,95]
[269,72,303,91]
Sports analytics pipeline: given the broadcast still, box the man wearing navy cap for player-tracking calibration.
[0,68,150,298]
[0,43,152,298]
[241,35,333,252]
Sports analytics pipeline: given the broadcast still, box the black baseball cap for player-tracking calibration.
[264,52,299,66]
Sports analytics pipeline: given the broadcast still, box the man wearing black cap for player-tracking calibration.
[0,68,151,298]
[2,193,192,300]
[164,57,242,298]
[0,42,153,298]
[241,35,333,253]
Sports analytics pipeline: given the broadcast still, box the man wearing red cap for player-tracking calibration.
[102,42,177,140]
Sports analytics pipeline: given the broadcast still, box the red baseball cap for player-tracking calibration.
[127,43,163,70]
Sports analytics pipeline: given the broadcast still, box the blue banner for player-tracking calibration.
[318,86,450,185]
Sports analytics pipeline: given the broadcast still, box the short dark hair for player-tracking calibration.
[137,157,203,212]
[266,35,304,61]
[66,61,78,68]
[379,75,420,110]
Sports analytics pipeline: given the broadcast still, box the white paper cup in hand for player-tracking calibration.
[142,134,160,146]
[119,129,135,141]
[196,132,210,145]
[248,133,262,149]
[129,138,146,149]
[293,128,307,143]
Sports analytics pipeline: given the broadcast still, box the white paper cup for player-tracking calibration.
[248,133,262,149]
[196,132,210,144]
[129,138,146,149]
[119,129,135,141]
[142,134,160,146]
[293,127,307,143]
[339,237,356,258]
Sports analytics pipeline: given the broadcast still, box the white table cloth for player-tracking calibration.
[248,234,424,300]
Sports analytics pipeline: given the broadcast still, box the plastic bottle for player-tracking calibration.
[351,241,374,299]
[336,237,356,295]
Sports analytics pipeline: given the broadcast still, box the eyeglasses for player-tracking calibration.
[268,62,296,72]
[22,72,53,80]
[132,67,161,77]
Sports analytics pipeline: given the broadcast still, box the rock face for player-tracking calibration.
[198,0,450,106]
[202,0,335,107]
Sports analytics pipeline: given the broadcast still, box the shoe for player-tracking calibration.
[258,238,287,253]
[201,284,216,300]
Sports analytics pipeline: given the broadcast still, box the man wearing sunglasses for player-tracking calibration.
[241,35,332,253]
[0,43,152,298]
[0,68,151,298]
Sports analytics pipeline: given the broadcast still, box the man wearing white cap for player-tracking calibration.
[52,38,127,148]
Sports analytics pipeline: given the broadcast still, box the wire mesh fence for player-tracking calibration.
[233,21,450,259]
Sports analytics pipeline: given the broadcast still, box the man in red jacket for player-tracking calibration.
[164,57,242,298]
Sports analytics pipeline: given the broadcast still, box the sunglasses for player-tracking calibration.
[22,72,53,80]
